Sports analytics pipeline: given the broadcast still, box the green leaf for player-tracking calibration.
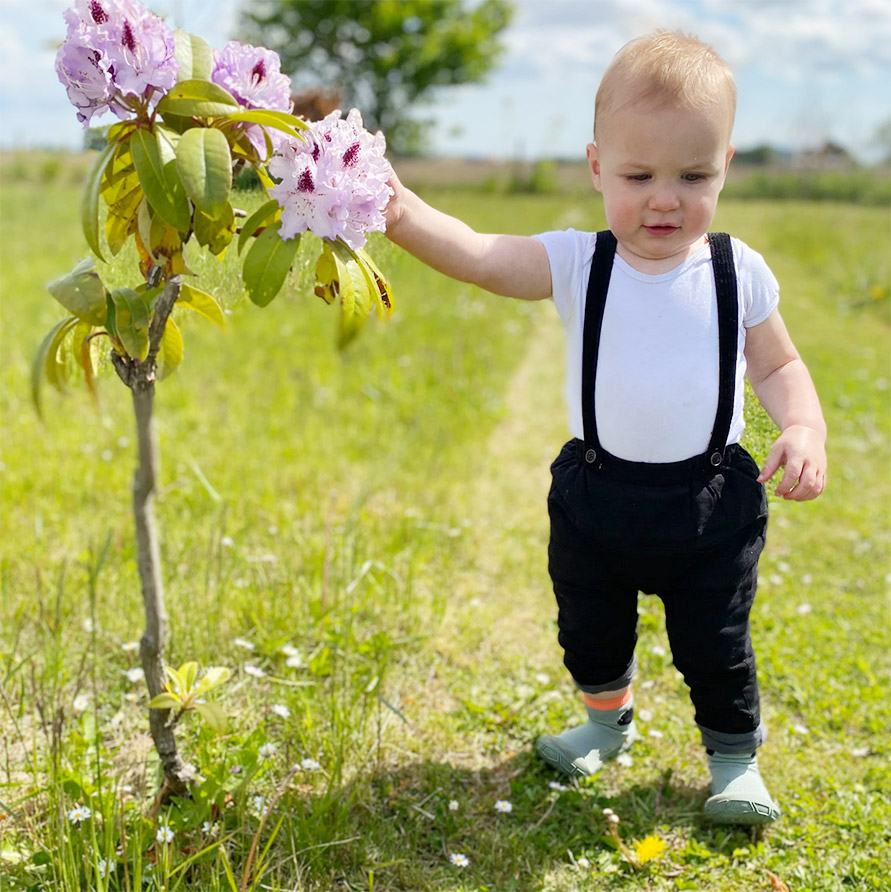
[179,662,200,694]
[105,187,142,256]
[108,288,150,361]
[173,29,213,82]
[164,664,186,694]
[178,282,226,326]
[149,693,181,710]
[81,139,118,260]
[332,239,394,318]
[315,242,374,347]
[31,316,79,415]
[47,258,107,326]
[194,203,235,256]
[194,666,231,696]
[194,701,228,734]
[355,247,395,317]
[336,256,373,349]
[237,199,279,254]
[156,316,183,380]
[130,128,191,233]
[156,79,240,118]
[313,244,338,305]
[242,224,300,307]
[224,109,309,139]
[175,127,232,216]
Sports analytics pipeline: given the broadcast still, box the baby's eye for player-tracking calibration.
[682,173,705,182]
[626,174,650,182]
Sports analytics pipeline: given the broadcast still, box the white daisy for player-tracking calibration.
[220,536,234,548]
[73,694,89,713]
[300,758,321,771]
[156,825,174,844]
[271,703,291,719]
[449,853,469,867]
[125,668,144,683]
[494,799,513,813]
[68,805,92,824]
[616,753,634,768]
[243,664,266,678]
[638,709,653,722]
[548,781,568,792]
[576,856,591,868]
[121,640,140,652]
[233,637,255,650]
[285,655,304,669]
[448,799,459,811]
[97,858,114,878]
[259,743,278,759]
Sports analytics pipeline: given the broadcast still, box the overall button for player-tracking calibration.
[709,450,723,467]
[585,448,597,464]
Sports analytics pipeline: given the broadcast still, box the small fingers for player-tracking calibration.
[773,458,803,498]
[757,445,783,484]
[783,464,826,501]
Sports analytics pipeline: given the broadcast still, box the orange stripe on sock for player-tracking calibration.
[583,690,632,711]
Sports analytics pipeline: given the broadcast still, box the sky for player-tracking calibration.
[2,0,890,163]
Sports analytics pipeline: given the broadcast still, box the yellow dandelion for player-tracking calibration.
[634,835,666,864]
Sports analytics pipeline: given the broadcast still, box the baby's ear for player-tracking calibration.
[725,144,736,171]
[586,143,602,191]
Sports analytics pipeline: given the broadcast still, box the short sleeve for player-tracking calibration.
[732,238,780,328]
[533,229,596,323]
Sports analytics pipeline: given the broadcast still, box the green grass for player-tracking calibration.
[1,156,889,891]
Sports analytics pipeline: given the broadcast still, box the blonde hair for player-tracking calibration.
[594,31,736,141]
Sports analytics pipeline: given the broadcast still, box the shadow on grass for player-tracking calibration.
[285,747,766,890]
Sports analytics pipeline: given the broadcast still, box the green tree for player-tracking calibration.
[241,0,514,154]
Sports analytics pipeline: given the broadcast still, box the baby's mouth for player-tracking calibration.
[644,225,679,236]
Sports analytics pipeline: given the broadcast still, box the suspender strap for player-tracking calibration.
[705,232,739,468]
[580,230,616,461]
[579,231,740,470]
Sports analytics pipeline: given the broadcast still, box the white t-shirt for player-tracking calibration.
[535,230,779,462]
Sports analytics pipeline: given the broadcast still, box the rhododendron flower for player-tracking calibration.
[56,0,178,126]
[268,109,392,251]
[212,41,292,158]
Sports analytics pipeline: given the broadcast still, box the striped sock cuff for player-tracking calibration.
[582,689,633,711]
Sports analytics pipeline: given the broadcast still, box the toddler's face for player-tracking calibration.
[588,97,734,274]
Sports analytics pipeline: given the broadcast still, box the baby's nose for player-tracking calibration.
[648,187,680,211]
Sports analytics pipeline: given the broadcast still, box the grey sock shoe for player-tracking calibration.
[704,752,781,825]
[536,699,638,778]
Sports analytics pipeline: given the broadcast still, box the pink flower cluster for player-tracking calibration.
[268,109,393,251]
[212,41,293,159]
[55,0,178,126]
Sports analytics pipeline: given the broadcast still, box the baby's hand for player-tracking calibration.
[383,167,406,232]
[757,424,827,501]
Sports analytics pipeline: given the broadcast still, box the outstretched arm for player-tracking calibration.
[745,309,827,500]
[384,170,552,301]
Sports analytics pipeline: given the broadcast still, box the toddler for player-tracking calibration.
[384,30,826,825]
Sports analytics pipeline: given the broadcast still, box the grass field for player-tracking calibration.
[1,154,889,891]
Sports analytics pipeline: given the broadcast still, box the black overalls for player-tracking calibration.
[547,231,769,754]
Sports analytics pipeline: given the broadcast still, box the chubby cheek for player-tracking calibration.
[602,194,638,236]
